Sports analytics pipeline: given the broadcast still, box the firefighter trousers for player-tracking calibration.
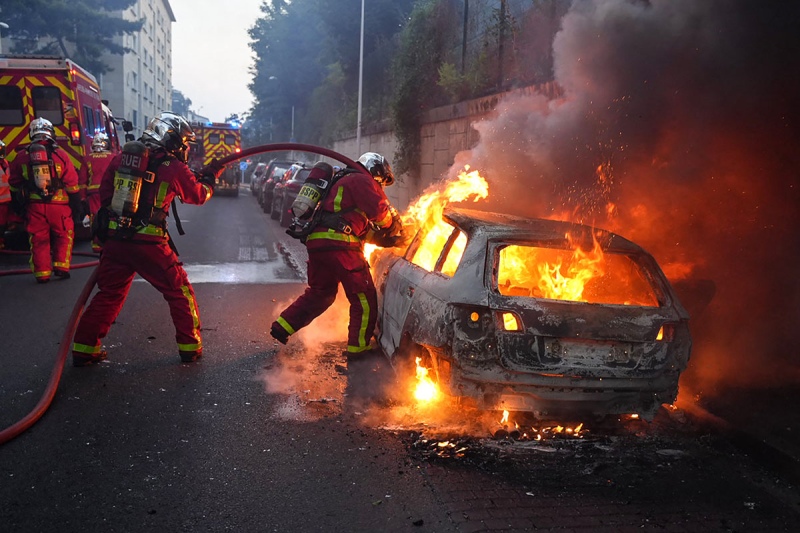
[275,249,378,353]
[25,202,74,281]
[72,239,203,360]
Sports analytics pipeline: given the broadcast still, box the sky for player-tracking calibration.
[169,0,262,123]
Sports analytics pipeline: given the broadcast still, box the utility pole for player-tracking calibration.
[461,0,469,74]
[357,0,365,155]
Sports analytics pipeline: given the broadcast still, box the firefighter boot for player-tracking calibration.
[179,350,203,363]
[73,350,108,367]
[270,322,290,345]
[54,268,71,280]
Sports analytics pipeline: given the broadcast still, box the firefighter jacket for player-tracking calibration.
[0,159,9,204]
[98,151,213,243]
[86,150,114,197]
[305,170,394,252]
[8,142,80,205]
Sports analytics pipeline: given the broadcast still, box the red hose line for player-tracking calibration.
[0,142,355,444]
[0,266,98,445]
[215,142,367,176]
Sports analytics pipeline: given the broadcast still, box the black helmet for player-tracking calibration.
[141,111,196,162]
[357,152,395,186]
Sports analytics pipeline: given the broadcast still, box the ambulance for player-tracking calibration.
[188,121,242,196]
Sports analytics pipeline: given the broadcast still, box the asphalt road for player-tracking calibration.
[1,188,799,532]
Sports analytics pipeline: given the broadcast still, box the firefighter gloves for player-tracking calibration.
[204,158,226,179]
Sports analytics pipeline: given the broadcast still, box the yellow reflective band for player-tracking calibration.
[333,186,344,212]
[181,285,202,341]
[72,342,102,355]
[276,317,295,335]
[376,210,393,228]
[178,342,202,352]
[305,229,361,243]
[156,182,169,206]
[356,292,370,349]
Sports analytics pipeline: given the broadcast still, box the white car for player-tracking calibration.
[373,207,692,421]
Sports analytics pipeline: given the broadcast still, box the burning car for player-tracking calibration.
[372,206,691,421]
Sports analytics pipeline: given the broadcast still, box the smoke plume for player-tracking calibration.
[453,0,800,396]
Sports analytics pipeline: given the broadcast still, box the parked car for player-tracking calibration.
[258,160,294,213]
[371,207,692,421]
[271,163,311,227]
[249,163,268,196]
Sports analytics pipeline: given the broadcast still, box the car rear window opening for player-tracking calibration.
[497,243,659,307]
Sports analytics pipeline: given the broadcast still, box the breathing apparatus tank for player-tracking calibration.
[291,162,334,220]
[110,140,152,219]
[28,143,52,196]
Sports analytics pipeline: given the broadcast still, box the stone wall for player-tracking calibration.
[332,82,560,209]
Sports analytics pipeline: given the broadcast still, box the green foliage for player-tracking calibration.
[247,0,415,147]
[390,0,456,176]
[171,90,192,118]
[1,0,142,77]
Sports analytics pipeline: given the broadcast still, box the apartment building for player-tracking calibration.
[99,0,176,138]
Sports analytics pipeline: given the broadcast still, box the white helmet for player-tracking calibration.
[357,152,395,186]
[30,117,55,142]
[92,133,110,152]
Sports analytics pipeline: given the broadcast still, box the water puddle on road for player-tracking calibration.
[176,261,301,284]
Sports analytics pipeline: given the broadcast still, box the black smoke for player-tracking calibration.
[452,0,800,395]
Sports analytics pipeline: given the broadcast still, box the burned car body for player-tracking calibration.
[373,207,691,420]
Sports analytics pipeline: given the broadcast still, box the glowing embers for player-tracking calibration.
[493,410,586,441]
[497,235,660,306]
[413,357,440,403]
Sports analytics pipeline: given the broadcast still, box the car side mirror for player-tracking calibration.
[122,120,134,132]
[124,133,136,142]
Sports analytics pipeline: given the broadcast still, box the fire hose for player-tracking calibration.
[0,143,362,445]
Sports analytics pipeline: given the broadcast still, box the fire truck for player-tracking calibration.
[188,121,242,196]
[0,54,122,177]
[0,55,123,239]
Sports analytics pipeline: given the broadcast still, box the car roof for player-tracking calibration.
[444,207,645,254]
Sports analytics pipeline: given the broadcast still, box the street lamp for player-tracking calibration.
[357,0,364,154]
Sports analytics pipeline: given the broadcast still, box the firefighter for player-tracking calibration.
[86,132,114,252]
[8,117,85,282]
[71,111,222,367]
[0,141,9,250]
[270,152,404,356]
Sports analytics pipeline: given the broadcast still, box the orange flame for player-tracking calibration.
[413,357,440,403]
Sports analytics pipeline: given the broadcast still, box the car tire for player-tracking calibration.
[270,196,281,220]
[279,196,293,227]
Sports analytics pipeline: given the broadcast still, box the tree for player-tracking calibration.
[1,0,142,77]
[171,89,192,118]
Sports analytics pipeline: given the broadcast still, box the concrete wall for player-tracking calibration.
[332,82,560,210]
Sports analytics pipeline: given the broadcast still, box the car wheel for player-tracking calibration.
[279,196,293,227]
[270,195,281,220]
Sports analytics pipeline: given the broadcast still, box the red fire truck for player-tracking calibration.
[0,55,123,238]
[188,121,242,196]
[0,54,122,175]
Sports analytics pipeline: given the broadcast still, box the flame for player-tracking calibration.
[498,233,606,302]
[413,357,440,403]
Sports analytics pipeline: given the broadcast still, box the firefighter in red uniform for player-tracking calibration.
[8,118,84,282]
[71,112,222,367]
[86,133,114,252]
[0,141,10,250]
[270,152,403,355]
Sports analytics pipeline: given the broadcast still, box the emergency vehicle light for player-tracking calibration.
[69,123,81,145]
